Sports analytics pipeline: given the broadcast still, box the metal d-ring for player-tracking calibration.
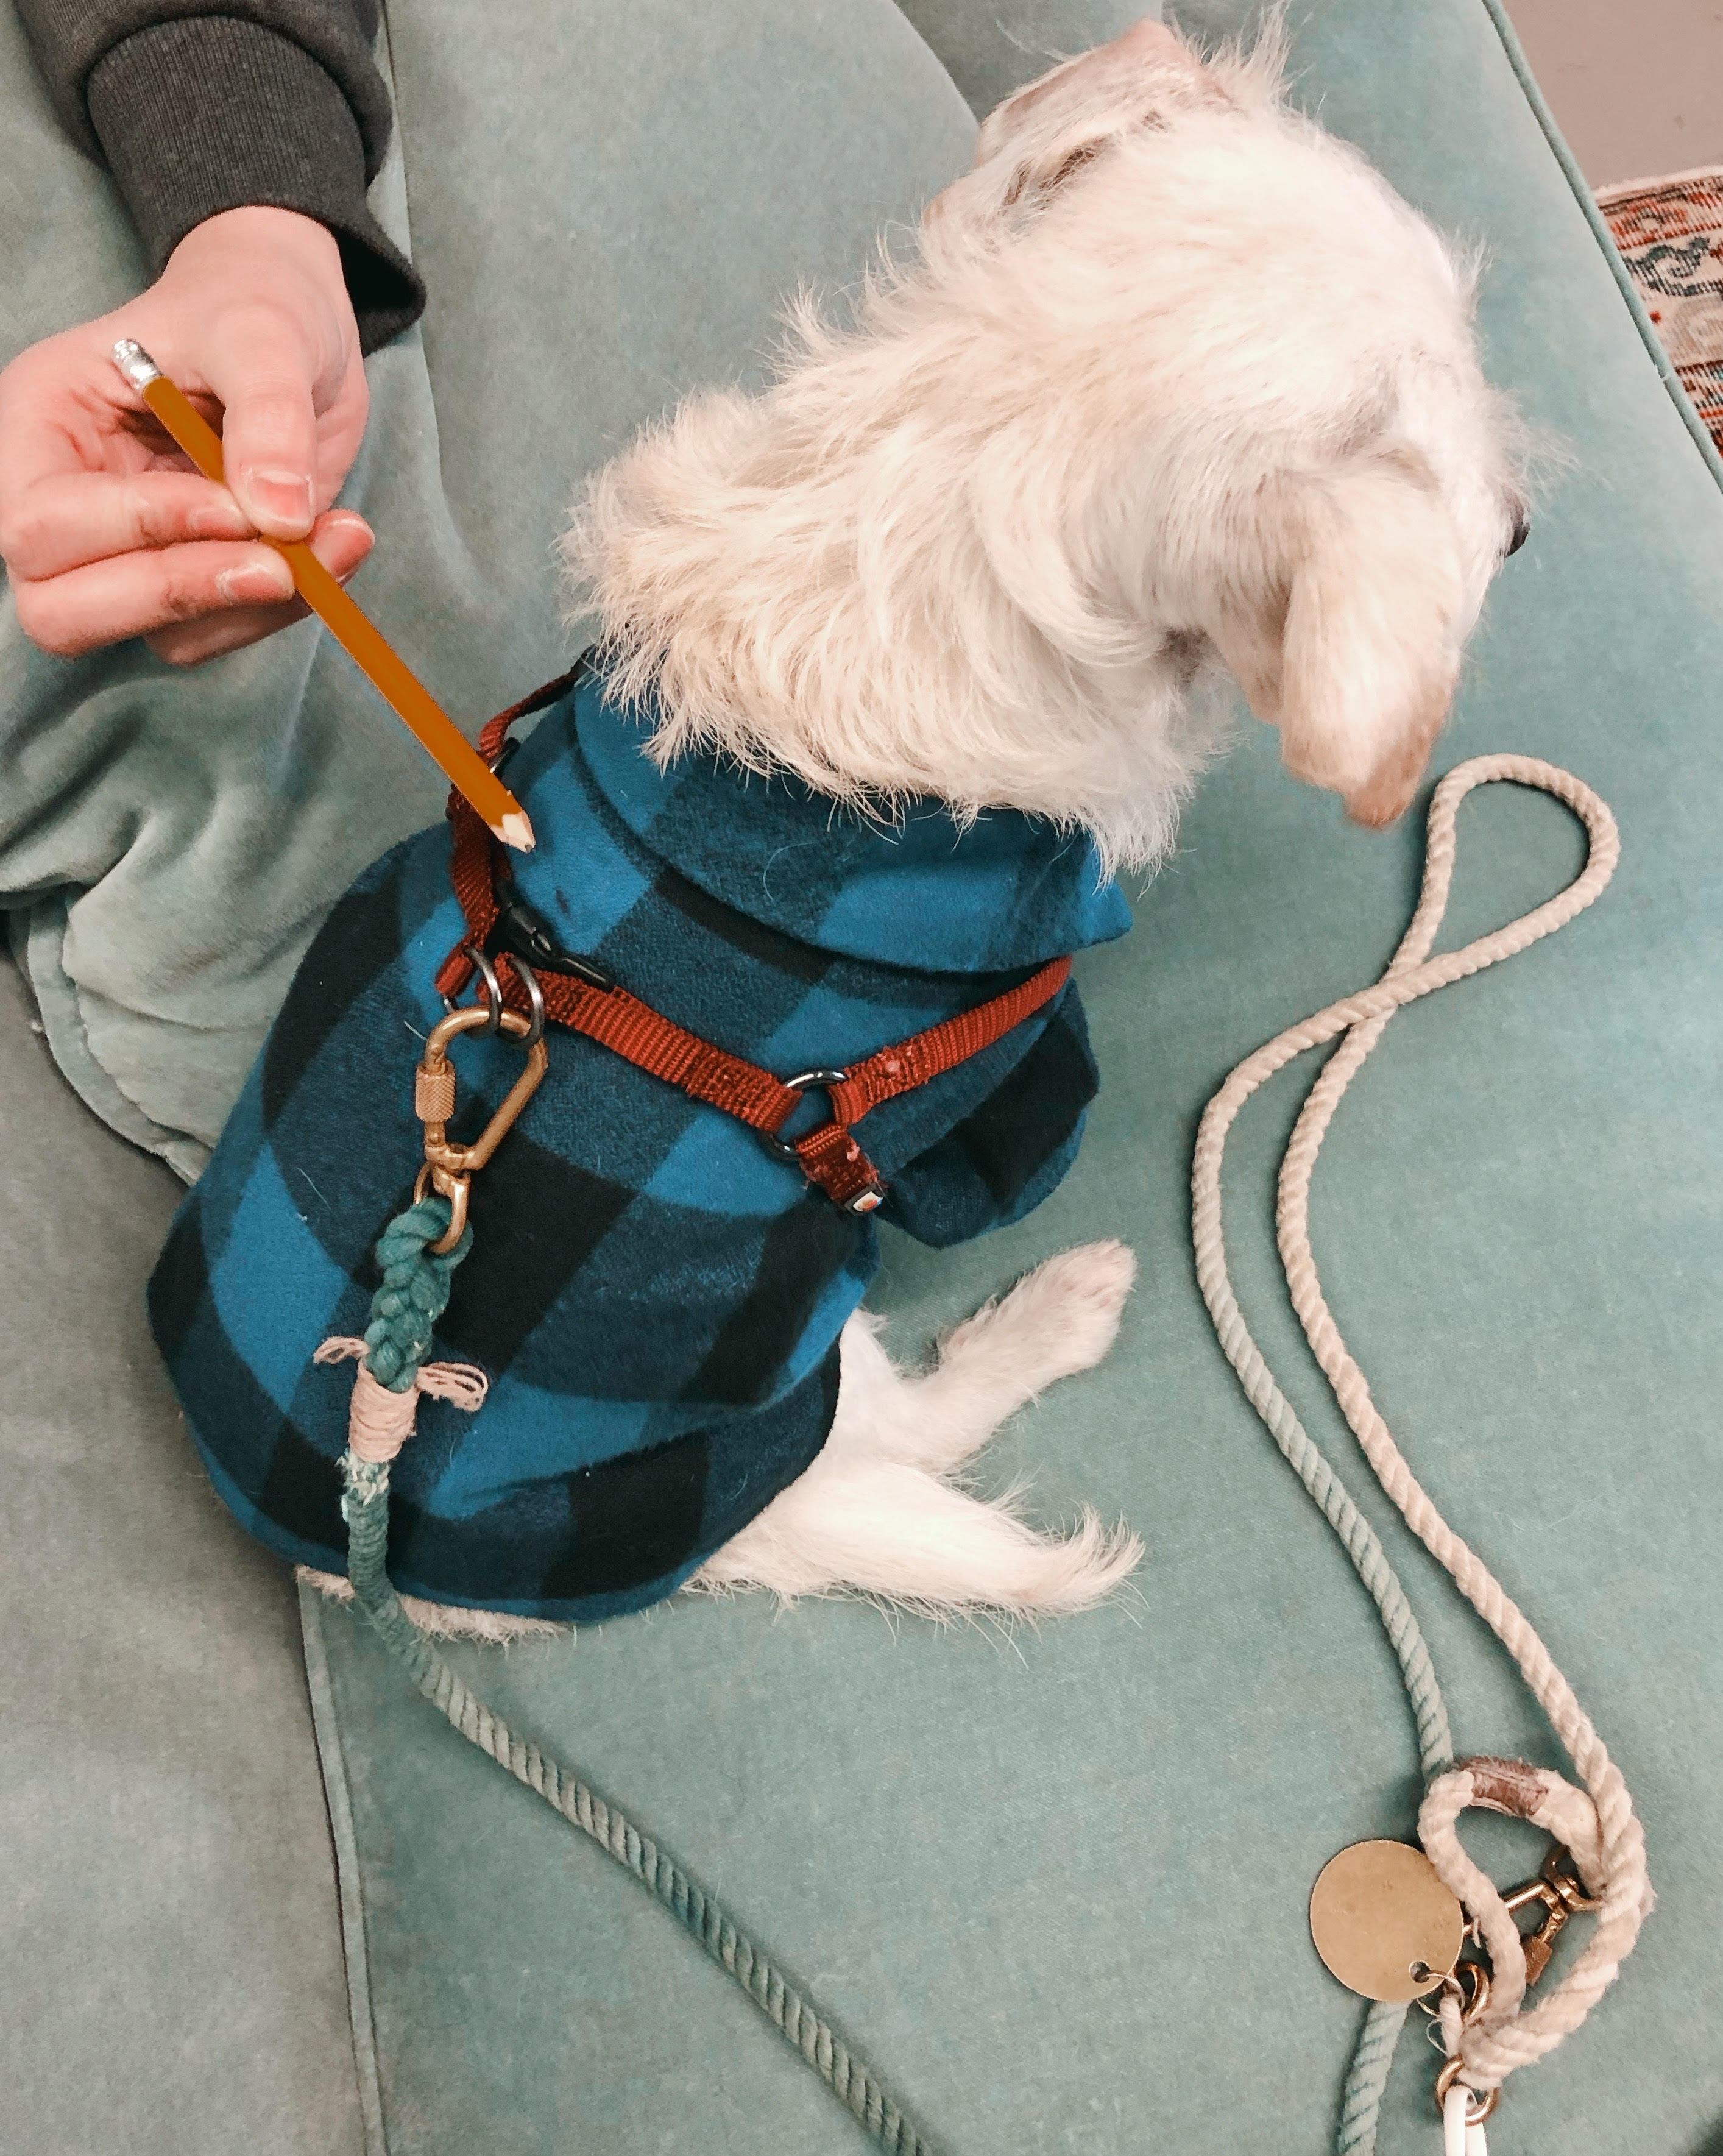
[442,943,504,1035]
[511,954,547,1048]
[761,1068,850,1164]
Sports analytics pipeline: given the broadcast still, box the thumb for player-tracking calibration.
[202,309,320,539]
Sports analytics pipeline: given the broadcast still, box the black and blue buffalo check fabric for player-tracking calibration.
[149,664,1133,1622]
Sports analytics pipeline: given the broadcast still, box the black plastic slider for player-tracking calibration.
[488,887,616,992]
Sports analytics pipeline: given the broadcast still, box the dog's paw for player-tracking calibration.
[942,1238,1137,1392]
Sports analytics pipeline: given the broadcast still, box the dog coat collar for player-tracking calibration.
[433,661,1111,1213]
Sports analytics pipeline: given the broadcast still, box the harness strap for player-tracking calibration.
[440,664,587,952]
[433,673,1072,1213]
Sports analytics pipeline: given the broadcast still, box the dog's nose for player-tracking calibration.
[1505,506,1532,556]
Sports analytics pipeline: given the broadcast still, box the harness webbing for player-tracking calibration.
[433,671,1072,1212]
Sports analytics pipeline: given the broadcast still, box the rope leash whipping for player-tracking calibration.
[1191,753,1652,2151]
[328,1194,944,2156]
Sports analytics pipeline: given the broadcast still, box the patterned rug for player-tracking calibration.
[1598,165,1723,456]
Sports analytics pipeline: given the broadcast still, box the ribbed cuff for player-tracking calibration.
[87,16,425,354]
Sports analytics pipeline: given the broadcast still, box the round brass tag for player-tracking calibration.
[1309,1840,1464,2002]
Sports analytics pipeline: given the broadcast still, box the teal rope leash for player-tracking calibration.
[362,1197,473,1385]
[1192,1181,1453,2154]
[1336,2000,1414,2156]
[331,1183,1438,2156]
[329,1195,943,2156]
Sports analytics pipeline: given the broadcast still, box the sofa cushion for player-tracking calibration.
[300,3,1723,2152]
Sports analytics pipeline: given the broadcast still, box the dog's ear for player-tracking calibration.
[964,20,1223,212]
[1220,449,1466,828]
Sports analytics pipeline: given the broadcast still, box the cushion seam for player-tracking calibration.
[11,896,208,1182]
[300,1582,392,2156]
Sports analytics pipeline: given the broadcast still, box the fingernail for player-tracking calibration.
[239,467,313,531]
[218,560,295,605]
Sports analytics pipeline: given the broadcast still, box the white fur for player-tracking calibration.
[690,1241,1143,1613]
[299,1565,564,1643]
[303,19,1530,1636]
[564,15,1526,849]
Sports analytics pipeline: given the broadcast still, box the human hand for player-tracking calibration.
[0,204,375,665]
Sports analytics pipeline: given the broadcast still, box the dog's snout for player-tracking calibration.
[1505,503,1532,556]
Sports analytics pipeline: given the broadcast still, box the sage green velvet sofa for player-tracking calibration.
[5,1,1721,2152]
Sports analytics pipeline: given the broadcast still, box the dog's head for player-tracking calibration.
[927,17,1528,829]
[570,18,1527,861]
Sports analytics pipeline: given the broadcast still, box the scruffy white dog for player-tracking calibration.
[576,18,1525,851]
[310,17,1527,1637]
[549,20,1526,1622]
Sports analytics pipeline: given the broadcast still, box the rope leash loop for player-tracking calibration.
[1192,754,1650,2143]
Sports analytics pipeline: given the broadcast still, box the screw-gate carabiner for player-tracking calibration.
[412,995,550,1252]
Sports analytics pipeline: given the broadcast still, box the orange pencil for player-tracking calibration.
[111,338,533,853]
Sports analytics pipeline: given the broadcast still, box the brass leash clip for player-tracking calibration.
[1430,1838,1602,2124]
[1431,1962,1500,2126]
[1478,1840,1604,1988]
[412,951,550,1253]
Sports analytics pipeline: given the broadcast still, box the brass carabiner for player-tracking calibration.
[411,1001,550,1253]
[1541,1840,1604,1917]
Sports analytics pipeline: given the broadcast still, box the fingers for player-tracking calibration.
[199,304,322,537]
[146,512,374,666]
[13,509,372,661]
[0,468,255,581]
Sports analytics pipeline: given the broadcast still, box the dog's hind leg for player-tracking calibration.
[691,1444,1142,1614]
[688,1242,1141,1614]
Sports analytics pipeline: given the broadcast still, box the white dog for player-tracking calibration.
[312,18,1526,1637]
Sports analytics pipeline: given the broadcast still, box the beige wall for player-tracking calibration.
[1505,0,1723,185]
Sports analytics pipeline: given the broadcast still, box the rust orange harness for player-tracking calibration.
[434,670,1074,1215]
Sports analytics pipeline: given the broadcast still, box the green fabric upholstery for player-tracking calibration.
[0,952,364,2156]
[0,0,985,1171]
[7,0,1723,2151]
[299,6,1723,2154]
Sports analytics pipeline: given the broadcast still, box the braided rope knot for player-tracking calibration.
[361,1194,473,1389]
[311,1190,486,1466]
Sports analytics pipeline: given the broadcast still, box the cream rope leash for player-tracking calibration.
[1191,755,1652,2138]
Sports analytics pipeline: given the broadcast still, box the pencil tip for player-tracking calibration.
[497,811,536,853]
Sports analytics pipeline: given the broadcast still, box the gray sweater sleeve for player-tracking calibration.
[15,1,425,354]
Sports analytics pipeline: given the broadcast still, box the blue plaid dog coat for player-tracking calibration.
[149,661,1133,1622]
